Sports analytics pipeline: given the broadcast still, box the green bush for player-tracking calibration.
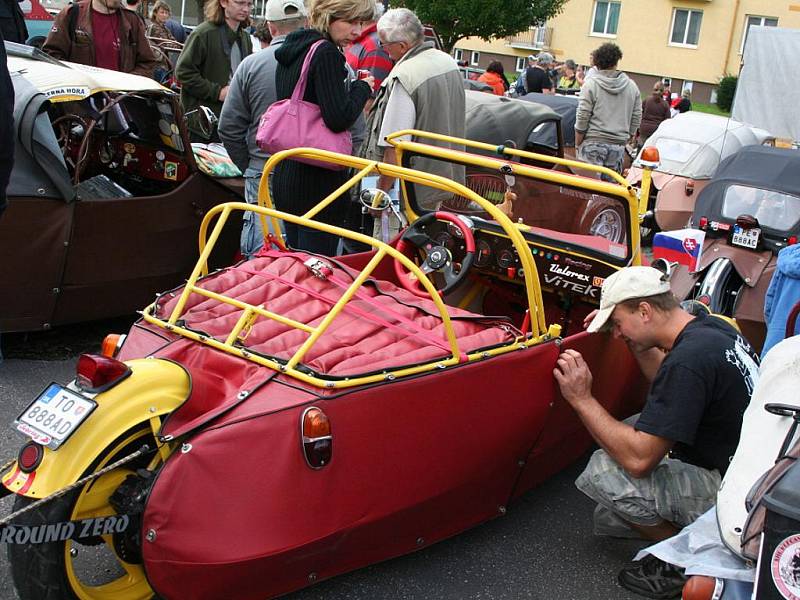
[716,75,737,112]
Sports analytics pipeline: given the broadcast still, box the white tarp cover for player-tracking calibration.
[733,26,800,143]
[633,112,773,180]
[7,55,166,103]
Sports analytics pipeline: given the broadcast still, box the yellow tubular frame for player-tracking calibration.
[383,130,644,266]
[143,147,564,390]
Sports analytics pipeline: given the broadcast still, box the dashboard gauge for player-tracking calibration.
[496,248,516,269]
[475,239,492,267]
[432,230,455,251]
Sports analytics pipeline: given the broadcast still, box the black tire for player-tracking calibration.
[8,426,158,600]
[694,258,744,316]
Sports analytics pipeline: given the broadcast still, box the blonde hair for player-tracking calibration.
[308,0,374,35]
[204,0,251,26]
[150,0,171,21]
[204,0,225,24]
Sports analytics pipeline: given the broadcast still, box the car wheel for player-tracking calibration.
[8,426,159,600]
[582,204,627,244]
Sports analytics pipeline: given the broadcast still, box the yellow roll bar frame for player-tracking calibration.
[142,147,562,390]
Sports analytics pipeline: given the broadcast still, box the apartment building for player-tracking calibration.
[453,0,800,103]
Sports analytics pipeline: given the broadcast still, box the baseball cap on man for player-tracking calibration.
[586,266,672,333]
[265,0,307,21]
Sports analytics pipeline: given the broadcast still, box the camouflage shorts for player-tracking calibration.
[576,449,721,531]
[577,141,625,181]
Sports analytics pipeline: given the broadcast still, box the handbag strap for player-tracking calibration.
[291,39,326,102]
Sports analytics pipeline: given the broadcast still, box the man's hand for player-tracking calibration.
[218,85,230,101]
[553,349,594,406]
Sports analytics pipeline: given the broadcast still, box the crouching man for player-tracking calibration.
[553,266,759,598]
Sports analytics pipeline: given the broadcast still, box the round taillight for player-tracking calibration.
[698,216,708,229]
[788,235,797,246]
[698,294,711,306]
[18,442,44,473]
[641,146,660,163]
[685,180,695,196]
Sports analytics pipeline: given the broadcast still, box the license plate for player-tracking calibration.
[731,225,760,249]
[14,384,97,450]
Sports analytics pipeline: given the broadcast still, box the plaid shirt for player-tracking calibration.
[345,23,393,88]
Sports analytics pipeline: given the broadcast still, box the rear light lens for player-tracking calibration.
[18,442,44,473]
[698,294,711,306]
[301,407,332,469]
[789,236,797,246]
[100,334,126,358]
[698,216,708,230]
[685,180,695,196]
[641,146,660,163]
[76,354,131,393]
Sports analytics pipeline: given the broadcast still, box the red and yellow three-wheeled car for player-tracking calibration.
[3,136,655,599]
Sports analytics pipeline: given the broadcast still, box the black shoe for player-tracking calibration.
[617,554,687,599]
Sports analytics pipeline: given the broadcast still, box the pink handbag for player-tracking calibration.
[256,40,352,171]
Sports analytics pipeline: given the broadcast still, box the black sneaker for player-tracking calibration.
[617,554,687,599]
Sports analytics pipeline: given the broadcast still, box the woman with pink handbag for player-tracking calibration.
[270,0,375,255]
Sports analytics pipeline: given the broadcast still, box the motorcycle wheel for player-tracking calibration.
[8,426,159,600]
[695,257,744,316]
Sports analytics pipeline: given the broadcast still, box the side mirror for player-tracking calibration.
[184,105,219,140]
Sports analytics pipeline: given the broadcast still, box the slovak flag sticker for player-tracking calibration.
[682,237,698,254]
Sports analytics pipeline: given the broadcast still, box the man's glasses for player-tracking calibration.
[379,40,403,48]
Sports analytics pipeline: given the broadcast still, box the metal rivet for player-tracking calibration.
[436,363,446,369]
[482,352,490,358]
[325,382,335,388]
[554,339,563,347]
[52,287,60,294]
[734,527,741,533]
[146,529,157,542]
[237,390,249,400]
[498,506,506,515]
[416,537,425,546]
[70,547,78,556]
[745,277,751,283]
[308,572,317,582]
[181,443,192,453]
[386,373,396,381]
[37,188,46,195]
[149,407,156,413]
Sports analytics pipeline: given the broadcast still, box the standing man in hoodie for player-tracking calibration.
[575,43,641,181]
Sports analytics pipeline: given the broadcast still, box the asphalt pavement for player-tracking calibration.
[0,323,649,600]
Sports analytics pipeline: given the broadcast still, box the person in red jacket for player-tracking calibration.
[43,0,158,76]
[477,61,509,96]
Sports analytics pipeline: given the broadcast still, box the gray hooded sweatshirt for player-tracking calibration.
[575,69,642,146]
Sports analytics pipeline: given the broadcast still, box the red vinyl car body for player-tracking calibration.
[4,141,653,600]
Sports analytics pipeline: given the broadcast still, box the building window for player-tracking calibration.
[591,1,620,36]
[454,48,464,62]
[670,9,703,47]
[741,15,778,53]
[470,51,480,66]
[515,57,525,72]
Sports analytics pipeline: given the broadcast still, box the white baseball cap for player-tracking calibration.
[265,0,307,21]
[586,266,672,333]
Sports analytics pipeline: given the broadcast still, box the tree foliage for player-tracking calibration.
[395,0,568,53]
[716,75,738,112]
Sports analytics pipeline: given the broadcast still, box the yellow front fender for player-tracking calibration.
[3,358,190,498]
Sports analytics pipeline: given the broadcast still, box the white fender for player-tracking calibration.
[716,335,800,556]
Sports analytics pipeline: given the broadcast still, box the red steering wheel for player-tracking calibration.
[393,212,476,298]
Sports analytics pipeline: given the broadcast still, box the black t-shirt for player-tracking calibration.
[635,312,759,475]
[526,67,552,93]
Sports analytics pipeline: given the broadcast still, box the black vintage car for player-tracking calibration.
[1,43,242,332]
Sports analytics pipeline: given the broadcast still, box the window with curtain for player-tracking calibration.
[591,1,620,36]
[670,8,703,47]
